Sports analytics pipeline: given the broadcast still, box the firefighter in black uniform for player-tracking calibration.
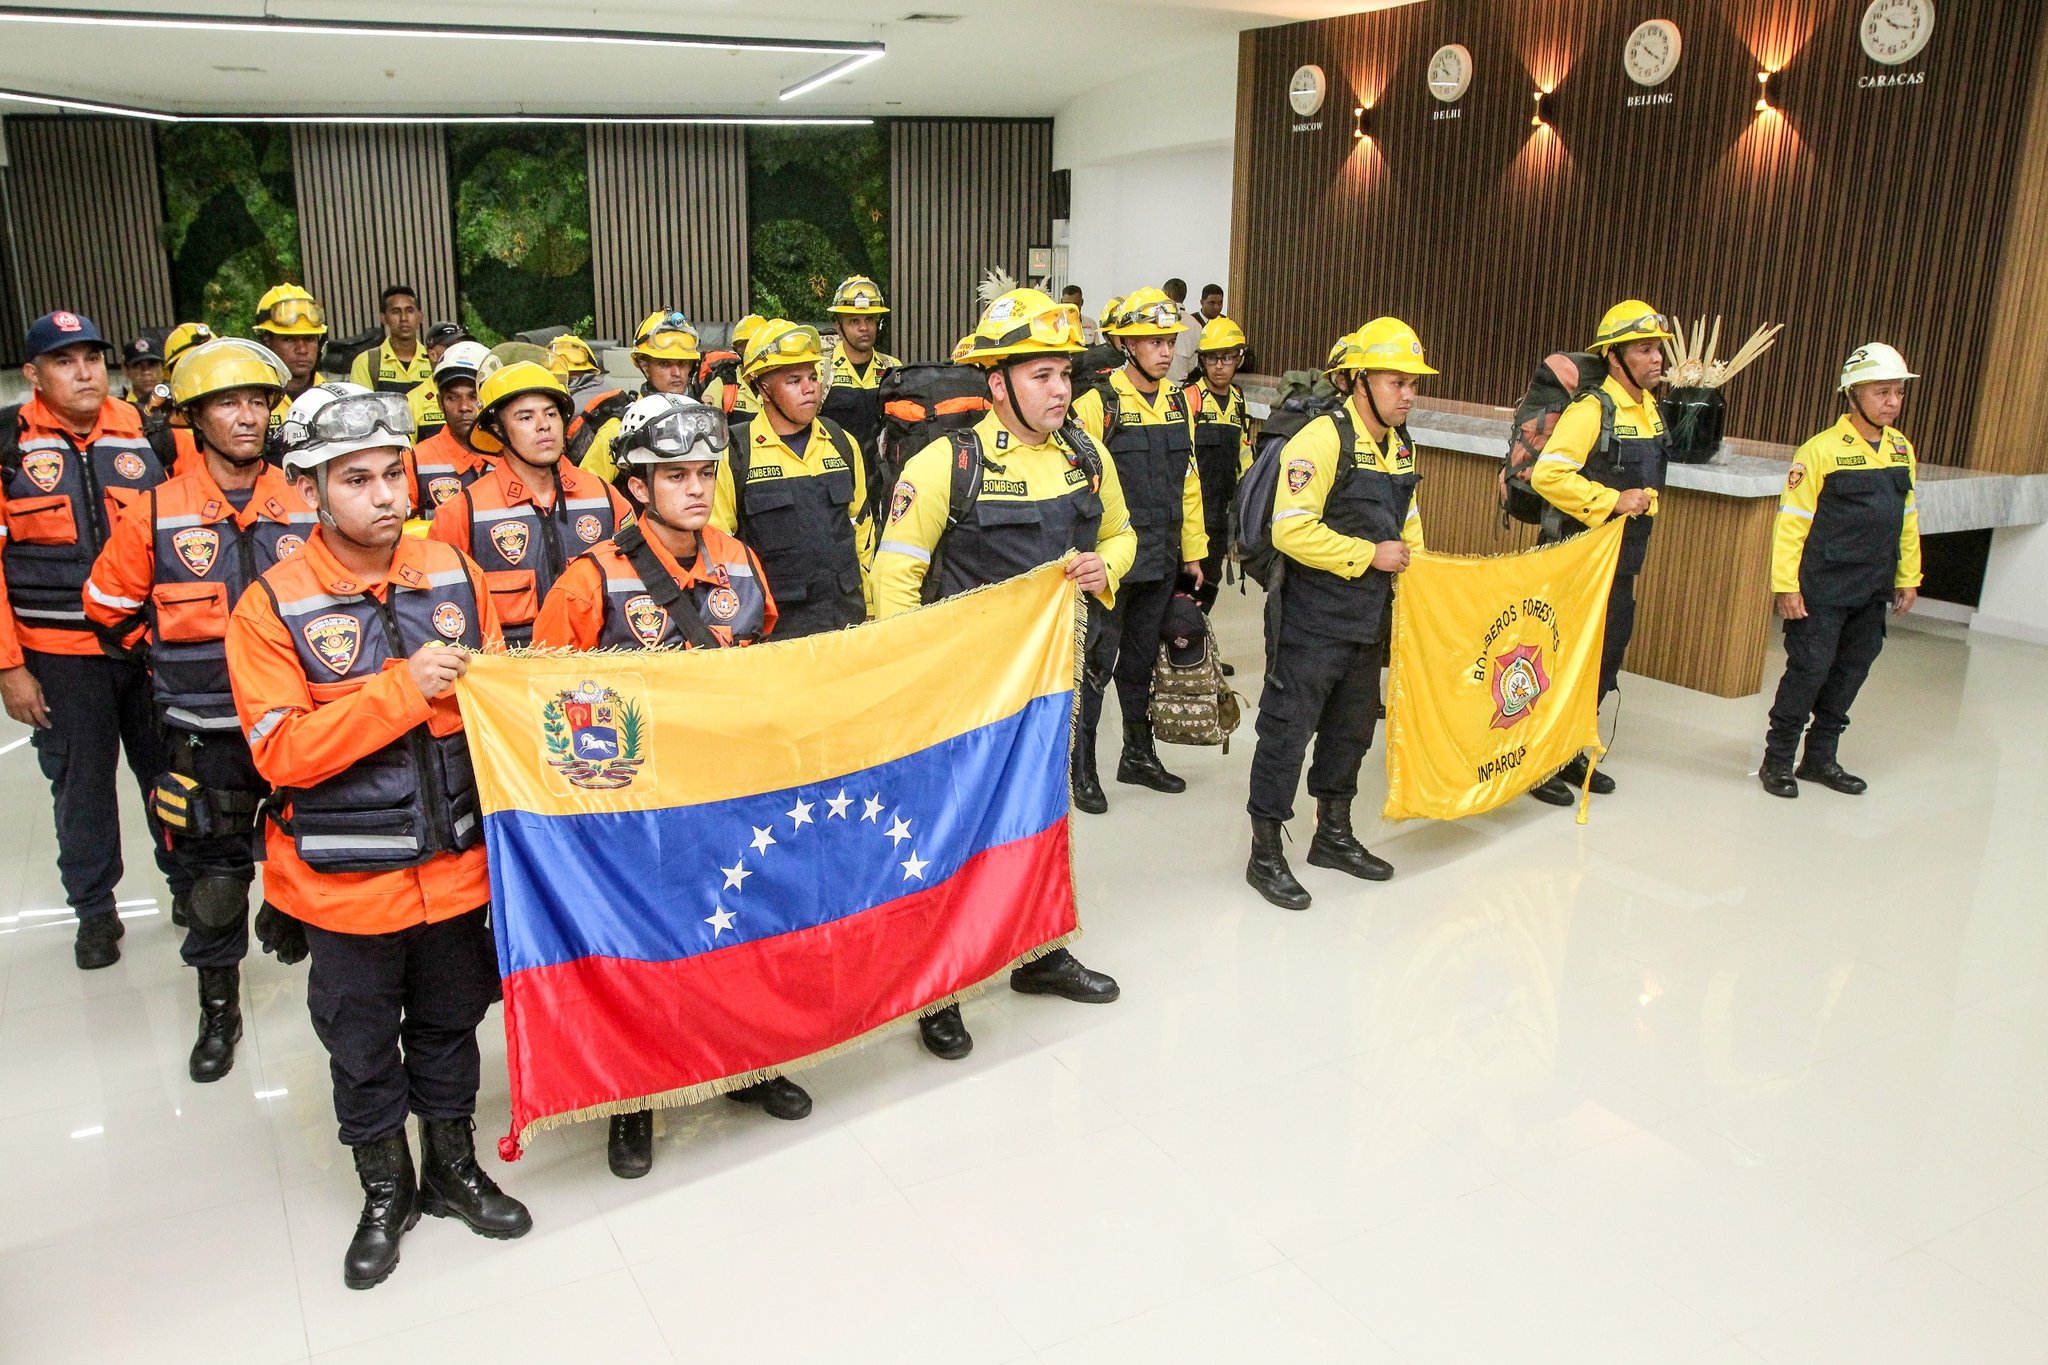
[1245,319,1430,911]
[1759,343,1922,797]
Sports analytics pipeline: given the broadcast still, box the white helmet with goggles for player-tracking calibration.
[277,382,414,475]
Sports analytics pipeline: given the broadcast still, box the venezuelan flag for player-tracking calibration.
[457,562,1082,1155]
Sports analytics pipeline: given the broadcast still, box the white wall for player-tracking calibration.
[1052,32,1239,316]
[1974,522,2048,645]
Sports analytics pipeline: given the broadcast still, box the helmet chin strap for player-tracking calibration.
[1612,345,1651,395]
[996,361,1053,440]
[1358,372,1391,431]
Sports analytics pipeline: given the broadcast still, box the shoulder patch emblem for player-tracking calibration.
[1286,457,1315,494]
[888,480,915,524]
[1786,464,1805,490]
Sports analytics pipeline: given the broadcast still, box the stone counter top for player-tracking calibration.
[1238,379,2048,536]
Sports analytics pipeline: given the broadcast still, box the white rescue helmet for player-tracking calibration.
[276,381,414,476]
[615,393,730,466]
[1839,343,1918,392]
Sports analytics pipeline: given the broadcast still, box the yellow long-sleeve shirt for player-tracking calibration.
[1270,396,1425,573]
[872,411,1137,619]
[1772,415,1922,593]
[1530,375,1663,527]
[1070,367,1208,564]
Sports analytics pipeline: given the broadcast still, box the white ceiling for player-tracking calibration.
[0,0,1394,121]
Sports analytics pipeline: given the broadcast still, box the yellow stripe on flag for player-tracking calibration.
[457,561,1080,817]
[1383,519,1625,821]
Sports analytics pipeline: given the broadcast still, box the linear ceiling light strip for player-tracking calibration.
[0,88,874,125]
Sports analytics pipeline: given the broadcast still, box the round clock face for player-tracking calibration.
[1428,43,1473,103]
[1288,64,1327,117]
[1861,0,1934,66]
[1625,18,1683,87]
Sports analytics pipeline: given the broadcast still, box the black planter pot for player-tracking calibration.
[1660,386,1725,464]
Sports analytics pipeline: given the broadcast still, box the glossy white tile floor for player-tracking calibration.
[4,594,2046,1363]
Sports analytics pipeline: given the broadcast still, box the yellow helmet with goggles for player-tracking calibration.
[958,289,1086,368]
[1103,286,1188,337]
[253,284,328,338]
[740,319,827,385]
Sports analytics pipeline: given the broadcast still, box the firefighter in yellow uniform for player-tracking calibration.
[1525,300,1672,805]
[698,314,766,421]
[251,283,333,418]
[1185,316,1254,617]
[1066,286,1206,812]
[820,276,901,466]
[1244,319,1429,910]
[1759,343,1922,798]
[873,285,1133,1059]
[576,311,702,485]
[709,320,873,637]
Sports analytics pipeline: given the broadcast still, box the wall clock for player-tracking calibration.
[1624,19,1683,87]
[1288,65,1328,117]
[1428,44,1473,103]
[1861,0,1934,66]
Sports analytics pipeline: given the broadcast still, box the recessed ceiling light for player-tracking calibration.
[901,13,964,22]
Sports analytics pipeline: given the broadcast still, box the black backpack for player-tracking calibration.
[1230,395,1352,589]
[567,388,633,468]
[919,421,1105,604]
[876,364,990,491]
[1501,353,1614,527]
[1070,343,1123,411]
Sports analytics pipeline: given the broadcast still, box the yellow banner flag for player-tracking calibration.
[1382,518,1625,821]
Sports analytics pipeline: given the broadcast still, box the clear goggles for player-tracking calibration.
[639,311,697,343]
[1117,301,1182,330]
[285,391,413,447]
[620,406,730,462]
[987,304,1085,349]
[260,298,326,331]
[1603,313,1669,342]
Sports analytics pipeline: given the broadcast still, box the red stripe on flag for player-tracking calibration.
[500,821,1074,1143]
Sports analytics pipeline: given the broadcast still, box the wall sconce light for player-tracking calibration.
[1353,105,1371,139]
[1531,91,1550,128]
[1754,71,1774,113]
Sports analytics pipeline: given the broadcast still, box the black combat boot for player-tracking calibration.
[1071,725,1107,815]
[1527,777,1576,806]
[344,1132,418,1290]
[1010,947,1120,1002]
[1557,752,1616,795]
[918,1002,974,1059]
[607,1110,653,1179]
[418,1117,532,1240]
[1758,756,1799,798]
[1247,818,1311,910]
[725,1075,813,1120]
[1305,799,1394,881]
[188,965,242,1083]
[1115,719,1186,793]
[1796,752,1867,794]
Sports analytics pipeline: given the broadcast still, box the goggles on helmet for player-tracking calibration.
[259,298,326,331]
[986,303,1085,350]
[283,391,413,448]
[1602,312,1669,341]
[640,312,696,342]
[1117,301,1182,330]
[621,405,731,462]
[757,324,824,360]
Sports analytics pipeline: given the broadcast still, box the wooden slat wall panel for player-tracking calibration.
[5,118,173,349]
[586,125,748,339]
[889,119,1053,366]
[1233,0,2048,473]
[1969,18,2048,476]
[290,125,456,336]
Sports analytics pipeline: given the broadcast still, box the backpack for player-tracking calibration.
[876,364,990,490]
[1501,353,1614,528]
[566,388,632,467]
[1229,396,1352,589]
[0,403,23,484]
[919,421,1105,604]
[1149,635,1243,751]
[696,352,743,412]
[1070,343,1122,410]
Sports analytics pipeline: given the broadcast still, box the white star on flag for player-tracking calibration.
[721,860,750,890]
[901,851,929,881]
[750,825,776,855]
[788,798,814,828]
[863,794,885,822]
[705,905,736,937]
[826,790,852,819]
[885,815,912,847]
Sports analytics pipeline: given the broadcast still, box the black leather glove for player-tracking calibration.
[254,901,310,966]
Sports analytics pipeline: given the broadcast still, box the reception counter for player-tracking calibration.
[1240,383,2048,698]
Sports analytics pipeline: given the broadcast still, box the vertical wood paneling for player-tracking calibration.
[586,124,748,339]
[5,118,173,349]
[889,119,1053,365]
[1237,0,2048,473]
[290,125,456,336]
[1969,16,2048,476]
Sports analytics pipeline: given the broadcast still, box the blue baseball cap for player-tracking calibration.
[24,310,113,362]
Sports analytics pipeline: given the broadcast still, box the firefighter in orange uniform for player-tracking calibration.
[428,361,632,645]
[403,340,493,513]
[226,383,530,1292]
[85,339,317,1077]
[531,392,813,1178]
[2,311,176,970]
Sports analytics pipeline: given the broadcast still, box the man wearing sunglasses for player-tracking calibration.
[873,285,1135,1059]
[253,284,334,419]
[710,319,874,640]
[429,362,633,646]
[577,310,703,483]
[1527,300,1673,805]
[1067,286,1208,813]
[85,338,315,1073]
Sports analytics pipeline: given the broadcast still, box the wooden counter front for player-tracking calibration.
[1411,446,1777,699]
